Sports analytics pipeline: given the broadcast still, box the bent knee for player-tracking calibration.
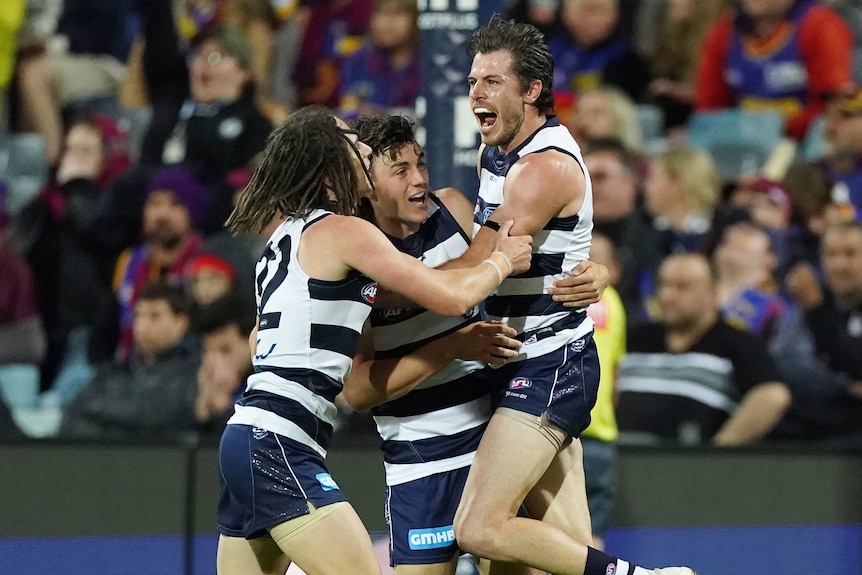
[454,510,503,559]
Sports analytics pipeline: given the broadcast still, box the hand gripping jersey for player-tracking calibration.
[370,195,491,486]
[227,210,377,457]
[474,117,595,359]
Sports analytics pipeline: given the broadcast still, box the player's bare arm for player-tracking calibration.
[343,320,521,411]
[301,215,531,317]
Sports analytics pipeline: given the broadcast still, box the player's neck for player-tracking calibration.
[498,112,546,155]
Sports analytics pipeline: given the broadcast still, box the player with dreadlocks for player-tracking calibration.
[214,106,534,575]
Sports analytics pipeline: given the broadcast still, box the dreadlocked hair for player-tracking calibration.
[226,106,368,234]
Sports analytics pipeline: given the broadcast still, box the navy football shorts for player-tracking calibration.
[386,466,470,566]
[217,423,347,539]
[492,332,600,438]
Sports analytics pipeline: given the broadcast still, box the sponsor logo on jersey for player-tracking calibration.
[252,427,268,440]
[361,283,378,304]
[509,377,532,390]
[605,564,616,575]
[315,473,339,491]
[408,525,456,550]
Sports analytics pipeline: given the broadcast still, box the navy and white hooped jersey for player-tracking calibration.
[474,116,594,359]
[371,195,490,486]
[227,210,377,458]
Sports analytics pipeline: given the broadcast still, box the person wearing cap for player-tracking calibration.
[134,0,272,234]
[695,0,854,140]
[99,166,208,364]
[823,87,862,221]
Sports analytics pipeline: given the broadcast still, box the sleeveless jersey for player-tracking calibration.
[227,210,377,458]
[370,195,490,485]
[726,0,813,118]
[474,116,594,359]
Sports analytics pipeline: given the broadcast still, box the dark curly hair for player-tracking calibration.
[467,14,555,114]
[226,106,371,234]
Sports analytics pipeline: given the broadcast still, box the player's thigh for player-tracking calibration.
[217,534,289,575]
[522,437,592,545]
[394,555,459,575]
[271,501,382,575]
[457,409,559,521]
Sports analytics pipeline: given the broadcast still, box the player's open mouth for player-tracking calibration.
[408,192,427,204]
[474,108,497,129]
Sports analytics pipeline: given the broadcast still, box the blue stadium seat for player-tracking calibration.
[2,133,48,215]
[686,110,785,180]
[636,104,664,141]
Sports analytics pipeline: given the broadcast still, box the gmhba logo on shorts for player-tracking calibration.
[408,525,455,549]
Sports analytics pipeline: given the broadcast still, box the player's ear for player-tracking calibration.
[524,80,542,105]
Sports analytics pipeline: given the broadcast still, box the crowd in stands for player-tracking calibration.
[0,0,861,450]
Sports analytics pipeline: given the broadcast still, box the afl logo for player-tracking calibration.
[605,565,616,575]
[509,377,532,390]
[361,283,378,304]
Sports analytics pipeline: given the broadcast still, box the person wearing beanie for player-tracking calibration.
[95,166,207,364]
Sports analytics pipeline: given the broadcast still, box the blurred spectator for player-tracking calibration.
[0,191,46,411]
[787,221,862,381]
[583,137,655,319]
[12,116,131,405]
[130,0,271,234]
[616,252,791,445]
[822,87,862,219]
[646,0,725,130]
[294,0,373,108]
[187,231,256,312]
[636,146,721,318]
[268,0,304,112]
[59,281,200,441]
[582,231,625,549]
[714,221,785,341]
[96,166,207,364]
[548,0,650,113]
[780,161,833,266]
[14,0,137,164]
[569,85,644,153]
[502,0,563,38]
[123,0,288,124]
[192,293,255,439]
[339,0,421,119]
[695,0,854,140]
[778,221,862,442]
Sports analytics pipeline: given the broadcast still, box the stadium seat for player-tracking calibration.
[636,104,664,141]
[800,114,826,162]
[686,110,785,181]
[2,133,48,215]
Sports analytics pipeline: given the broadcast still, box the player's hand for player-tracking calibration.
[547,260,609,307]
[493,220,532,275]
[451,320,520,365]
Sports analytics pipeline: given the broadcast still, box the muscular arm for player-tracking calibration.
[712,381,791,446]
[441,150,587,272]
[301,216,531,317]
[343,320,520,412]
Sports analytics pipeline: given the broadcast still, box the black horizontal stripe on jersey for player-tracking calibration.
[485,294,587,320]
[255,367,343,403]
[308,273,375,305]
[310,323,362,358]
[238,389,334,447]
[372,370,493,418]
[372,316,478,360]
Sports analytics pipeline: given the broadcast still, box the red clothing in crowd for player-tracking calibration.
[695,3,853,140]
